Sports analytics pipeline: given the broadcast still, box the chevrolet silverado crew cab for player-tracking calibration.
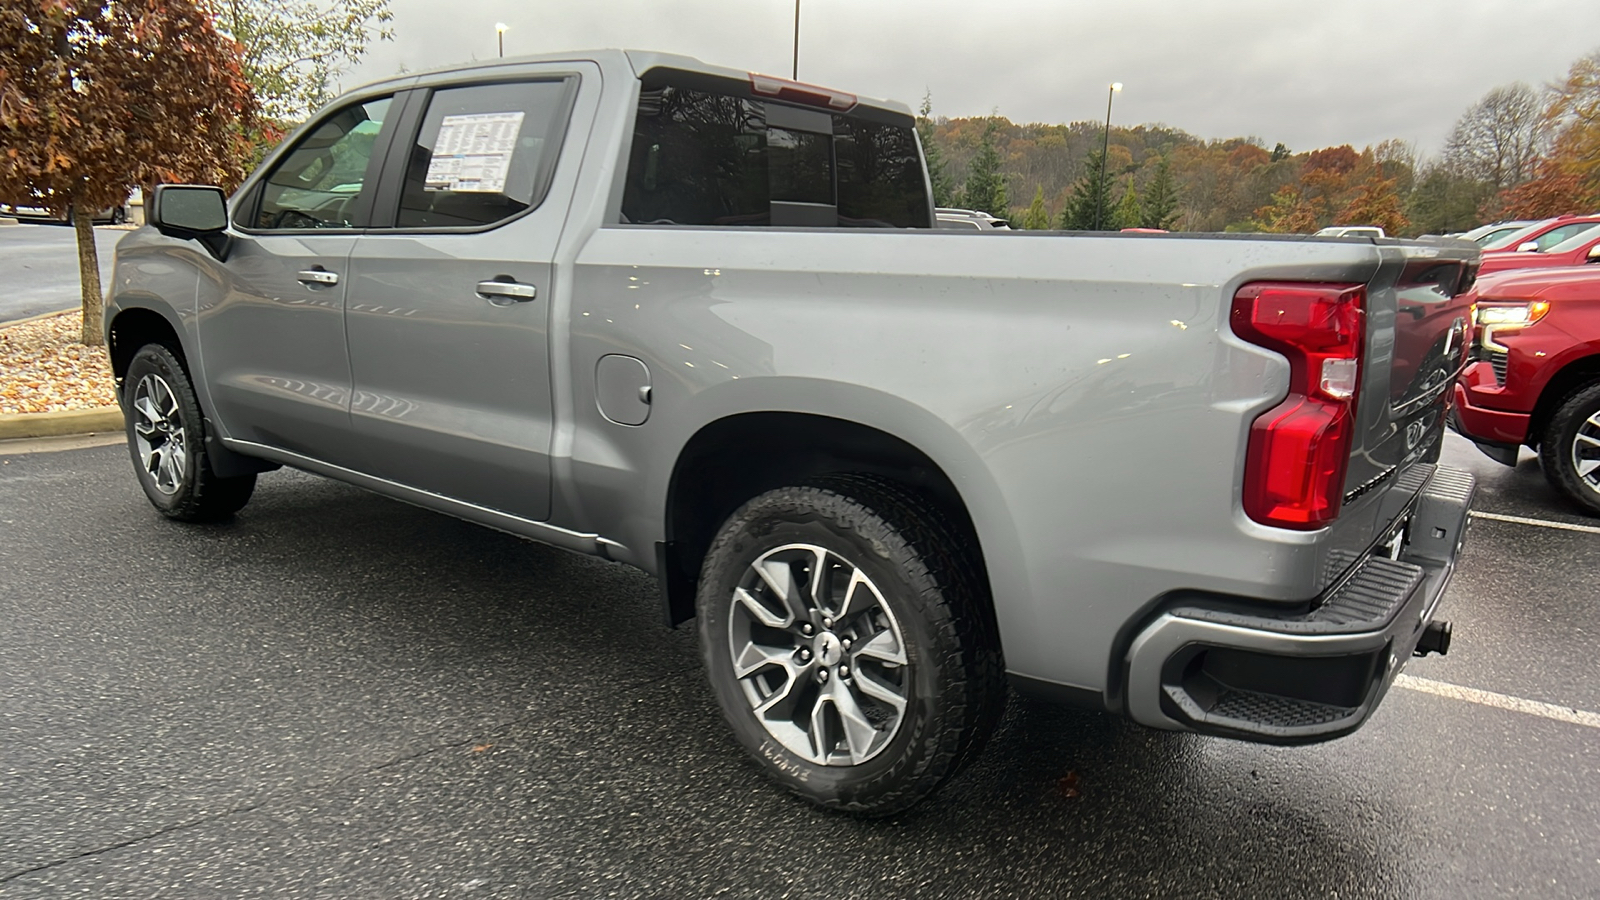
[107,50,1478,815]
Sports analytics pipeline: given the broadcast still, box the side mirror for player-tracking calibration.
[1515,241,1540,253]
[1587,244,1600,263]
[149,185,230,259]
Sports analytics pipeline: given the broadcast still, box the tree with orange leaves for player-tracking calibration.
[0,0,257,344]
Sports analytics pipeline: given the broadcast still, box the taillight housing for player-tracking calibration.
[1232,282,1366,530]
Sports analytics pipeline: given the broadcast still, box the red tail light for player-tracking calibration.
[1232,282,1365,530]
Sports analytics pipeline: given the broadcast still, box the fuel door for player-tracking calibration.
[595,354,652,426]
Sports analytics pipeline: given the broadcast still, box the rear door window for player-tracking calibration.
[395,79,574,229]
[621,70,930,229]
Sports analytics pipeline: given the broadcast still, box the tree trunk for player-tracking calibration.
[73,201,105,346]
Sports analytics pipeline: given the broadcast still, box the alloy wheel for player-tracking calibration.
[726,542,911,766]
[131,373,188,495]
[1574,411,1600,495]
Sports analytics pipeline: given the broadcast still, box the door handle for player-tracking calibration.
[297,268,339,286]
[476,280,537,303]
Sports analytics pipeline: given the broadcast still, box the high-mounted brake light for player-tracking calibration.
[749,73,858,111]
[1232,282,1366,530]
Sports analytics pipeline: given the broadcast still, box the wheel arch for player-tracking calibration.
[1530,352,1600,447]
[657,392,1024,654]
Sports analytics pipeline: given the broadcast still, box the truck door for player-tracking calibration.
[199,94,397,465]
[341,68,591,520]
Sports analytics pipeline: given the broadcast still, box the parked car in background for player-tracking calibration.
[1,200,131,225]
[1479,225,1600,275]
[1452,266,1600,514]
[1481,215,1600,253]
[105,49,1477,815]
[934,207,1011,230]
[1314,225,1385,238]
[1454,220,1538,246]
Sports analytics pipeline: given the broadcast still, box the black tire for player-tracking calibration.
[1539,381,1600,517]
[123,343,256,521]
[696,476,1005,816]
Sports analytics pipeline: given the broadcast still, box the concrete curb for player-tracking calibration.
[0,306,77,328]
[0,406,123,440]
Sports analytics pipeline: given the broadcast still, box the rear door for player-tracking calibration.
[340,65,594,520]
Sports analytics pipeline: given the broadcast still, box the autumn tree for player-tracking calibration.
[0,0,257,344]
[1443,82,1543,189]
[1535,49,1600,210]
[1495,160,1588,219]
[1250,185,1322,233]
[1336,176,1409,235]
[917,91,955,208]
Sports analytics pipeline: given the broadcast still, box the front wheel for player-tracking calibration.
[123,344,256,521]
[1539,382,1600,517]
[696,477,1005,816]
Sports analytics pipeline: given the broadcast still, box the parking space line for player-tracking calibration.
[1468,510,1600,535]
[1394,674,1600,729]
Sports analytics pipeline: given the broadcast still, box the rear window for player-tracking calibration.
[621,70,930,229]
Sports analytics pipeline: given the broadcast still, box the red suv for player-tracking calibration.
[1452,266,1600,514]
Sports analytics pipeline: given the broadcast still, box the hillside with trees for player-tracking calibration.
[921,47,1600,235]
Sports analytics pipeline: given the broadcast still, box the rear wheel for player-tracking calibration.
[696,477,1004,815]
[124,344,255,521]
[1539,381,1600,516]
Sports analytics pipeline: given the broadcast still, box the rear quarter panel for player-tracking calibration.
[566,229,1399,694]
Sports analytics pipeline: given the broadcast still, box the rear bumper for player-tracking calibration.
[1123,465,1475,744]
[1451,381,1530,446]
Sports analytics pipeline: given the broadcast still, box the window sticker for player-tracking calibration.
[424,111,526,193]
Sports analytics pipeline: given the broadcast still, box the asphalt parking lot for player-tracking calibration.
[0,430,1595,899]
[0,223,124,324]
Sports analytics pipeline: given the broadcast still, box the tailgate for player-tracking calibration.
[1344,242,1480,505]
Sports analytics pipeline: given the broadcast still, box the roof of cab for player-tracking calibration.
[349,48,912,116]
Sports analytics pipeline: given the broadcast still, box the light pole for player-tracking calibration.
[495,22,508,58]
[1095,81,1122,231]
[792,0,800,80]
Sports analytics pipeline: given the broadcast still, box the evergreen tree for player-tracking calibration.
[1112,178,1141,230]
[1022,185,1051,229]
[916,91,956,207]
[1059,150,1116,230]
[1271,142,1292,162]
[963,117,1008,218]
[1140,157,1180,229]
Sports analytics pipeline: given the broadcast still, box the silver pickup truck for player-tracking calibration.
[107,50,1478,815]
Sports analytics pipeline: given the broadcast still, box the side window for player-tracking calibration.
[621,71,931,229]
[256,96,391,230]
[1538,224,1590,250]
[396,80,573,229]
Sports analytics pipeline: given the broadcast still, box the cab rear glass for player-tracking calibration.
[620,68,931,229]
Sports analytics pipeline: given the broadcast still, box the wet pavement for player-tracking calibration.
[0,433,1595,898]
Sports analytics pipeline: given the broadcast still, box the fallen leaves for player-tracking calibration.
[0,311,117,414]
[1058,770,1081,799]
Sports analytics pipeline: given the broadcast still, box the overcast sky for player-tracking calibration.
[344,0,1600,158]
